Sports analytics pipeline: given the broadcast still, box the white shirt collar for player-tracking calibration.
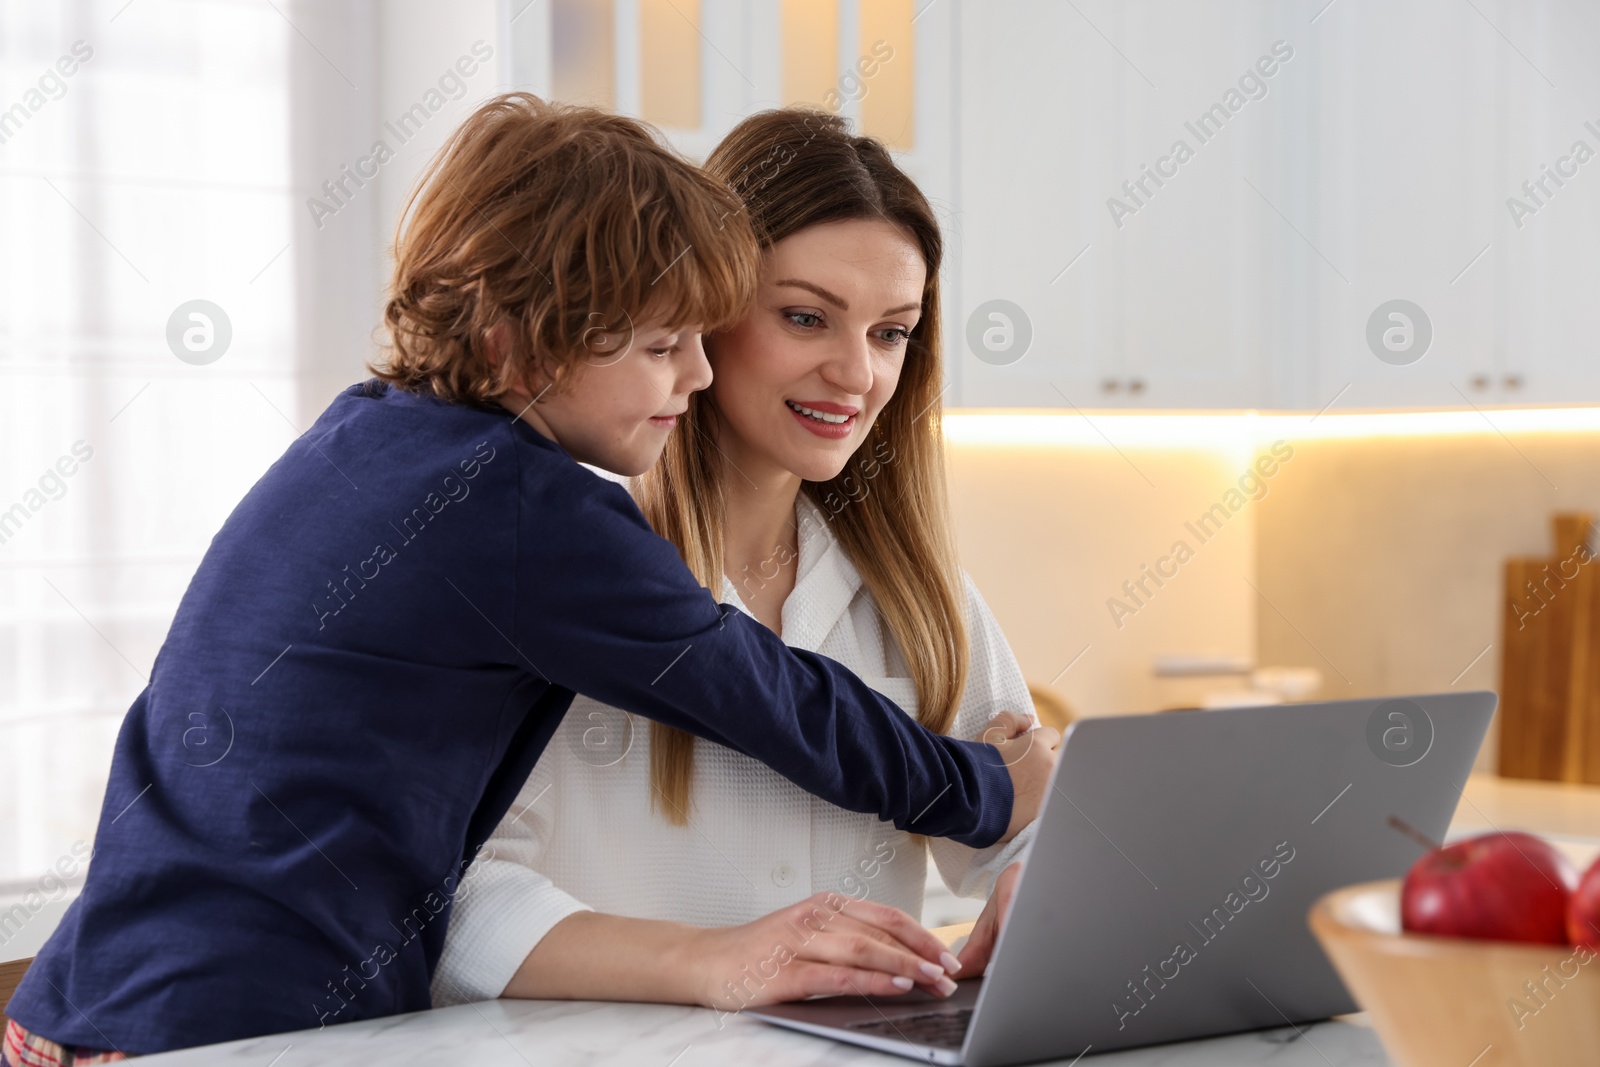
[718,493,864,652]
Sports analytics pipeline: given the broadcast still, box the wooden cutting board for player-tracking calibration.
[1498,512,1600,784]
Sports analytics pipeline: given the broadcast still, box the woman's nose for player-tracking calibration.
[822,337,874,395]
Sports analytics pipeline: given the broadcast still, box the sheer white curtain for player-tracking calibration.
[0,0,384,888]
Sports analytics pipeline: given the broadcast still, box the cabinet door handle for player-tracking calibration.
[1128,378,1146,394]
[1502,374,1524,390]
[1469,375,1490,390]
[1100,378,1121,393]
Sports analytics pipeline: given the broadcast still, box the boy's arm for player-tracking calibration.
[514,475,1016,848]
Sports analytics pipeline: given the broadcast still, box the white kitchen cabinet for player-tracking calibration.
[951,1,1292,409]
[1496,90,1600,408]
[940,0,1600,410]
[1301,0,1600,414]
[1298,0,1502,414]
[511,0,1599,411]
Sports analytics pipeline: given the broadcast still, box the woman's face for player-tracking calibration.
[707,219,926,484]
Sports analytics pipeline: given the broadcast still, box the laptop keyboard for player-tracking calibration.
[846,1006,973,1049]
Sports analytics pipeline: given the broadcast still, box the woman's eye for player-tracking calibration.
[877,328,911,345]
[647,346,673,359]
[784,310,822,329]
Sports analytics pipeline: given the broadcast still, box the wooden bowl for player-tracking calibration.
[1309,879,1600,1067]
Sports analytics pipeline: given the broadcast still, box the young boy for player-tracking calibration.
[3,94,1057,1057]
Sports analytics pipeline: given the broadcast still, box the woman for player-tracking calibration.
[434,109,1043,1011]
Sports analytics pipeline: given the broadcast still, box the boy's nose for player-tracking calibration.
[678,333,713,394]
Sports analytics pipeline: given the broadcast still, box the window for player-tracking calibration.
[0,0,294,885]
[520,0,918,155]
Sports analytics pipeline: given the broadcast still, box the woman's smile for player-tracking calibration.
[785,399,859,439]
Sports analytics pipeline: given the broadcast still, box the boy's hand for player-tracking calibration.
[983,712,1060,842]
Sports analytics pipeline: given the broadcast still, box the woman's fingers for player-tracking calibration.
[796,915,947,991]
[793,922,954,994]
[956,861,1024,975]
[699,894,965,1010]
[775,895,959,994]
[956,915,997,977]
[783,960,936,1000]
[826,896,960,974]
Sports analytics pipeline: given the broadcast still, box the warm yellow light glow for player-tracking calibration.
[944,412,1258,450]
[942,407,1600,450]
[640,0,700,128]
[781,0,838,108]
[858,0,914,149]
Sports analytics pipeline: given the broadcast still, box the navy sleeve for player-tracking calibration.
[514,458,1014,849]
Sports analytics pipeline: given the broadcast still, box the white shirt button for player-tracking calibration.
[771,861,795,888]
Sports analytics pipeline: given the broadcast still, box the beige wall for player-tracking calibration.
[945,416,1600,773]
[945,431,1258,721]
[1255,429,1600,771]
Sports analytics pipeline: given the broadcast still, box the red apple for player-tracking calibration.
[1569,855,1600,949]
[1400,831,1576,945]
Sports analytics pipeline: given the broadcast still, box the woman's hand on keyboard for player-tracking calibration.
[955,860,1022,976]
[689,892,962,1013]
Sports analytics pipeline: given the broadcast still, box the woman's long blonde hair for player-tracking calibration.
[633,109,968,823]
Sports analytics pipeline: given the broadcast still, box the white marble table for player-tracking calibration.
[133,997,1391,1066]
[52,774,1600,1065]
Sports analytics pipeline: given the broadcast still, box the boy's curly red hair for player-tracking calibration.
[375,92,759,403]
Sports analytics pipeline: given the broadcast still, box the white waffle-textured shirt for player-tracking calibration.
[433,493,1037,1005]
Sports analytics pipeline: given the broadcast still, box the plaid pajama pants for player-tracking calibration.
[1,1020,127,1066]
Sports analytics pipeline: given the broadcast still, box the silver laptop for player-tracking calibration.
[751,691,1496,1066]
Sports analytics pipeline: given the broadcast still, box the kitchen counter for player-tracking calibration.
[132,995,1392,1066]
[1449,772,1600,860]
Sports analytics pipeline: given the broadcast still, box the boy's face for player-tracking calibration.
[504,319,710,476]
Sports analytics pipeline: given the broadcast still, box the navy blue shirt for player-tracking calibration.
[7,381,1012,1053]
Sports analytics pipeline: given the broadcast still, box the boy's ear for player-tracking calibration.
[485,321,549,400]
[483,321,512,372]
